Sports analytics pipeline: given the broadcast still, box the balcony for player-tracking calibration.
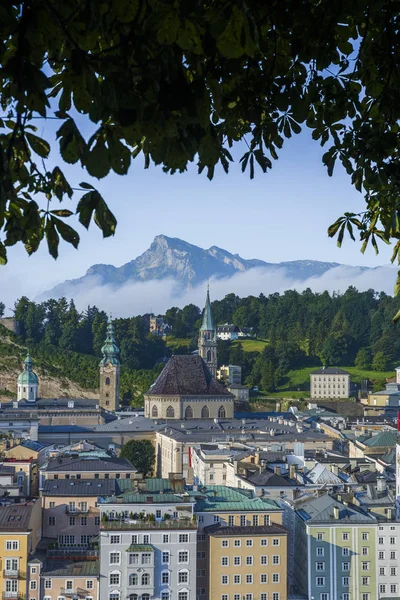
[2,593,26,600]
[65,506,89,515]
[2,570,26,580]
[46,548,99,560]
[60,589,89,598]
[101,519,197,531]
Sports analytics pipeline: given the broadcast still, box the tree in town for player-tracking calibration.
[354,348,372,370]
[371,351,391,372]
[3,1,400,281]
[120,439,156,477]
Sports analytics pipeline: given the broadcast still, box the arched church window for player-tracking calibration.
[185,406,193,419]
[218,406,226,418]
[105,377,111,385]
[166,406,175,418]
[206,350,212,362]
[151,405,158,418]
[201,406,209,418]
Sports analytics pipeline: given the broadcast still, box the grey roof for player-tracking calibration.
[42,456,136,473]
[311,367,350,375]
[307,464,343,485]
[246,471,295,487]
[296,495,376,524]
[3,398,101,410]
[146,355,232,397]
[0,503,35,530]
[42,478,133,497]
[20,440,48,452]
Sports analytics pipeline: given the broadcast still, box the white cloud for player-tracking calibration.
[31,265,396,317]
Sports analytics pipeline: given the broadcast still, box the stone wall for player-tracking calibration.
[0,318,20,335]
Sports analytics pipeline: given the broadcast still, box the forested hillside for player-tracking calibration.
[4,287,400,400]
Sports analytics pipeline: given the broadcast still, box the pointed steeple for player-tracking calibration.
[200,284,215,333]
[100,319,120,366]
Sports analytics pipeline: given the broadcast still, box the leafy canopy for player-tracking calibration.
[1,1,400,279]
[120,439,155,477]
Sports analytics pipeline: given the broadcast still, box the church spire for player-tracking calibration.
[99,318,120,411]
[100,319,120,366]
[200,284,215,334]
[198,285,217,377]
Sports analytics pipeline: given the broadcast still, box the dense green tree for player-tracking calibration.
[355,348,372,370]
[120,439,155,477]
[0,303,4,318]
[372,351,391,372]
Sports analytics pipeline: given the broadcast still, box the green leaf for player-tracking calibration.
[93,197,117,237]
[157,11,180,45]
[337,223,345,247]
[76,191,101,229]
[327,217,345,238]
[45,218,60,259]
[79,182,95,190]
[0,242,7,265]
[52,216,80,248]
[25,133,50,158]
[86,139,110,178]
[216,6,245,59]
[394,270,400,300]
[50,210,73,217]
[57,119,87,164]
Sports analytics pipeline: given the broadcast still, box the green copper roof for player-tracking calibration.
[17,353,38,385]
[363,430,397,448]
[126,545,154,552]
[100,320,120,366]
[200,287,215,332]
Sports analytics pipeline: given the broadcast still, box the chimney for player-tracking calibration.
[377,477,386,493]
[274,466,281,476]
[331,465,339,476]
[333,505,340,520]
[289,465,296,480]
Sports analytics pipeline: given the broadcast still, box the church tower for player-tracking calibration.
[17,352,38,402]
[198,286,217,377]
[99,319,120,411]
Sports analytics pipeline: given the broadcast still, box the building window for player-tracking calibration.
[379,585,386,594]
[246,556,253,566]
[342,533,349,541]
[342,562,350,571]
[378,537,384,544]
[316,562,325,571]
[162,551,170,564]
[391,551,397,559]
[316,547,324,556]
[221,557,228,566]
[272,574,280,583]
[379,551,385,559]
[163,534,170,543]
[129,554,139,565]
[166,405,175,418]
[162,572,169,584]
[178,570,189,584]
[30,581,37,590]
[234,540,241,547]
[391,585,397,593]
[221,540,229,547]
[86,581,93,590]
[261,539,268,547]
[342,547,349,556]
[261,556,268,565]
[221,575,229,585]
[151,405,158,418]
[233,575,241,584]
[105,377,111,385]
[320,595,329,600]
[246,574,253,584]
[362,532,369,541]
[80,535,91,545]
[379,567,385,576]
[143,535,150,544]
[178,551,189,563]
[229,516,234,526]
[110,535,120,544]
[342,577,349,586]
[390,537,396,544]
[272,538,280,546]
[141,574,150,586]
[81,517,87,526]
[142,553,151,565]
[252,515,258,526]
[185,406,193,419]
[361,547,368,556]
[246,539,253,547]
[234,556,241,566]
[179,534,189,543]
[317,533,324,541]
[272,555,280,565]
[218,406,226,418]
[240,515,246,527]
[69,516,76,526]
[261,574,268,583]
[197,552,206,559]
[178,593,188,600]
[161,593,170,600]
[109,573,120,586]
[49,502,55,508]
[391,567,397,576]
[316,577,325,586]
[261,595,268,600]
[272,594,280,600]
[201,406,209,418]
[44,580,52,589]
[110,552,120,565]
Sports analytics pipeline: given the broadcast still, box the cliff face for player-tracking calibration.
[42,234,346,298]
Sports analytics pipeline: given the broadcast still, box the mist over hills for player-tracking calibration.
[43,234,360,299]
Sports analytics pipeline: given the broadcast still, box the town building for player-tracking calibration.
[149,315,170,335]
[40,453,137,483]
[310,366,351,399]
[216,324,240,341]
[194,485,288,600]
[98,491,197,600]
[289,494,377,599]
[198,287,217,377]
[0,502,42,600]
[217,364,242,385]
[227,383,250,403]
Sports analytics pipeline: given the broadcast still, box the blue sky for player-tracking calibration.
[0,124,395,310]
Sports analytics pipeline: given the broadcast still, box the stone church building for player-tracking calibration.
[144,289,234,419]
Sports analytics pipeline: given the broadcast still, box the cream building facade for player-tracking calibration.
[310,367,351,399]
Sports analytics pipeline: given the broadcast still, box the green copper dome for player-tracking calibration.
[200,286,215,332]
[18,353,39,385]
[100,320,120,366]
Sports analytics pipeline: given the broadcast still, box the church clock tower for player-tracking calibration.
[99,319,120,411]
[198,286,217,377]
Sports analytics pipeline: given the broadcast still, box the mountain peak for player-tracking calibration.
[41,235,357,300]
